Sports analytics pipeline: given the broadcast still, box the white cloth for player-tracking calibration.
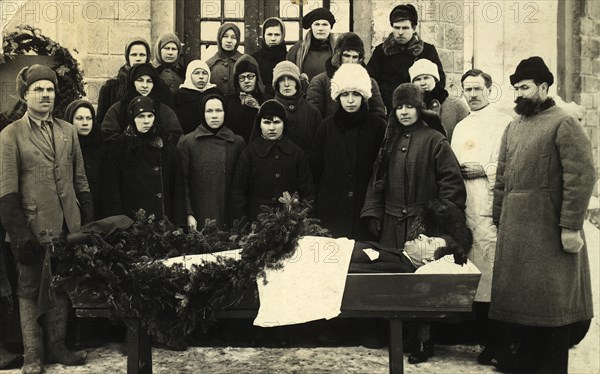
[415,255,481,274]
[451,104,512,301]
[254,236,355,327]
[161,249,242,270]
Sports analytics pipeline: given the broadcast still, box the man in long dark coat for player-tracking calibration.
[491,56,596,373]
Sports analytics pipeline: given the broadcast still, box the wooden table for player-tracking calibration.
[71,272,480,374]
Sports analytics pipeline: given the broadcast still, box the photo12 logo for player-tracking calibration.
[1,1,141,25]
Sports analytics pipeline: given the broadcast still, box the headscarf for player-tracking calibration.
[151,32,181,67]
[233,55,266,96]
[216,23,241,59]
[179,60,217,92]
[64,99,102,147]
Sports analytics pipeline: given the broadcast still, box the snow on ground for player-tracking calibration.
[5,221,599,374]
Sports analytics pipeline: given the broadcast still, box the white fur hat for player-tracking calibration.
[409,59,440,82]
[330,64,372,101]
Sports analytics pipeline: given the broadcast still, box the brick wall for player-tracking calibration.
[574,0,600,177]
[367,0,465,97]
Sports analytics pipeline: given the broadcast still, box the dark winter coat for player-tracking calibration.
[361,118,466,249]
[156,64,184,94]
[252,49,287,98]
[231,135,314,222]
[176,125,245,229]
[367,33,445,114]
[490,102,596,327]
[286,31,335,81]
[102,101,183,145]
[306,59,387,122]
[423,85,469,142]
[101,129,184,224]
[207,23,244,95]
[173,87,221,135]
[272,92,322,155]
[311,106,386,240]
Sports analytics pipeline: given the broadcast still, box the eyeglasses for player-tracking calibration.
[238,73,256,82]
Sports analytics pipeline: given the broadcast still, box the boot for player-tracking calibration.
[18,297,44,374]
[44,295,87,366]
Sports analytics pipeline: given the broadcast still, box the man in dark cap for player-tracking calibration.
[286,7,336,82]
[490,56,595,373]
[367,3,445,114]
[0,64,90,373]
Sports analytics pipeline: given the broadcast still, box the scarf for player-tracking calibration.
[382,32,424,57]
[179,60,217,92]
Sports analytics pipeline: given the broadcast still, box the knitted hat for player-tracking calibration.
[389,4,418,25]
[152,32,181,65]
[409,59,440,82]
[129,96,155,116]
[330,64,372,101]
[331,32,365,68]
[128,63,159,83]
[509,56,554,87]
[124,37,151,66]
[302,7,336,29]
[16,64,58,100]
[272,61,301,89]
[392,83,424,108]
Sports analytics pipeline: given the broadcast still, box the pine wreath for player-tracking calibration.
[0,25,86,129]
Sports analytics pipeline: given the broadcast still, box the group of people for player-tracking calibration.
[0,3,596,374]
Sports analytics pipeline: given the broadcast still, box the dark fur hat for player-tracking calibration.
[407,199,473,265]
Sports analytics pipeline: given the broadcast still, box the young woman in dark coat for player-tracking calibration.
[151,32,185,93]
[101,96,184,224]
[96,37,151,125]
[231,100,314,223]
[65,100,104,220]
[311,64,385,240]
[176,93,246,231]
[225,55,269,143]
[101,63,182,145]
[173,59,221,134]
[251,17,287,97]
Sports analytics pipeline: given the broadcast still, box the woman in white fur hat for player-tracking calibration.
[311,64,386,240]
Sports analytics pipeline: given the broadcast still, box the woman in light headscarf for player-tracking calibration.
[207,23,244,95]
[173,60,221,134]
[152,32,185,93]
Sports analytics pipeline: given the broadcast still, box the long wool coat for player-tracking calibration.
[490,103,596,327]
[311,107,386,240]
[451,105,512,302]
[231,135,314,222]
[101,132,184,224]
[176,125,245,229]
[361,119,466,249]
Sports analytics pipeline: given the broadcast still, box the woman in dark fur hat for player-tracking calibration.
[101,63,182,144]
[65,100,104,220]
[101,96,184,224]
[231,99,314,223]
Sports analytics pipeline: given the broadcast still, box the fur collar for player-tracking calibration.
[252,135,295,158]
[382,32,424,57]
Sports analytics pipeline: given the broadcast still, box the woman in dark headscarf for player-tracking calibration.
[225,55,269,143]
[96,37,151,125]
[101,96,184,224]
[207,23,244,95]
[65,100,104,220]
[176,93,245,230]
[101,63,182,144]
[251,17,288,97]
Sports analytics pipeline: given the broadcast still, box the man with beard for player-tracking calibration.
[490,56,596,373]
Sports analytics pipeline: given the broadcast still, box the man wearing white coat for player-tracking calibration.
[451,69,512,365]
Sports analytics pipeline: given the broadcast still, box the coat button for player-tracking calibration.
[289,105,295,110]
[275,173,280,178]
[401,147,407,152]
[347,191,354,197]
[153,166,160,171]
[405,134,410,138]
[401,208,407,215]
[156,193,163,198]
[274,154,279,160]
[224,62,228,67]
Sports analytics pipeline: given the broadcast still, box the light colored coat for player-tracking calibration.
[0,114,89,242]
[451,104,512,302]
[491,103,596,326]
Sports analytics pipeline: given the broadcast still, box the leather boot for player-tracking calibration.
[44,294,87,366]
[18,297,44,374]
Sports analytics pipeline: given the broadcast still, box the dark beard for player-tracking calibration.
[514,97,544,116]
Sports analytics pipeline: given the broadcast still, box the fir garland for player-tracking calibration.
[51,193,328,344]
[1,25,86,128]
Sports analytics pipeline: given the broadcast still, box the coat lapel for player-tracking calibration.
[52,120,67,162]
[23,117,55,162]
